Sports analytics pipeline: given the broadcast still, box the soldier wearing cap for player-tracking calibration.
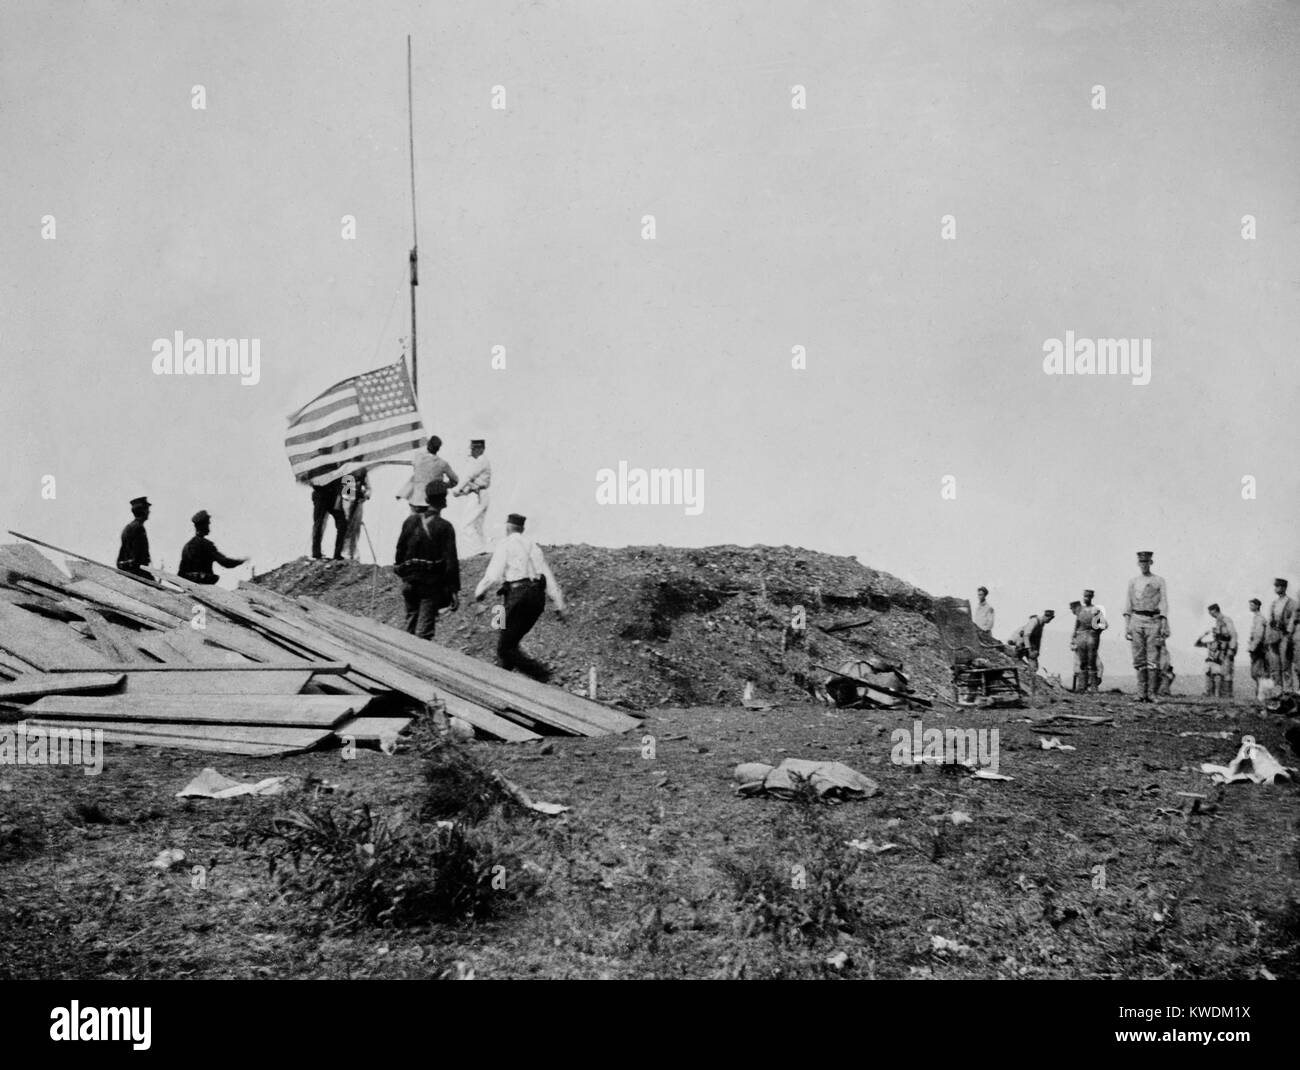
[117,496,153,578]
[1195,603,1238,698]
[179,511,248,585]
[1074,589,1104,693]
[1266,578,1296,690]
[1007,609,1054,678]
[972,586,994,634]
[474,512,565,680]
[1247,598,1268,696]
[454,438,492,556]
[1124,551,1168,702]
[394,482,460,640]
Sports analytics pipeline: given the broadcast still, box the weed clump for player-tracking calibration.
[254,802,522,931]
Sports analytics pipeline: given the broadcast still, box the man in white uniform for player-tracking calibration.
[454,437,492,556]
[474,512,565,681]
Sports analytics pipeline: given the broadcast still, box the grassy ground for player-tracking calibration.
[1,690,1297,979]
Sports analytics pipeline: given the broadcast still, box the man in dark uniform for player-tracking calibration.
[393,483,460,640]
[178,510,248,585]
[311,477,347,561]
[117,496,153,577]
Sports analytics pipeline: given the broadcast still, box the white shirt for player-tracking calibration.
[973,602,994,633]
[459,454,492,493]
[474,532,564,609]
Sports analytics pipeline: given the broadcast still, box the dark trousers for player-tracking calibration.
[180,572,219,585]
[311,485,346,559]
[402,579,444,640]
[498,580,548,680]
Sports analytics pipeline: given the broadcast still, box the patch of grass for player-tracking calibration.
[420,738,521,825]
[252,800,530,931]
[717,775,868,946]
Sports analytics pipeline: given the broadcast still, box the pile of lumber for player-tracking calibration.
[0,539,638,756]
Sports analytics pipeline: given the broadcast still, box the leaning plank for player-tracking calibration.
[136,633,194,664]
[0,601,113,669]
[64,560,194,619]
[31,729,304,757]
[26,717,333,750]
[25,694,363,727]
[334,715,413,744]
[169,579,540,742]
[160,627,244,664]
[290,609,574,736]
[304,599,638,732]
[0,673,124,700]
[44,661,349,673]
[65,580,180,627]
[123,670,313,695]
[78,608,146,663]
[0,544,72,587]
[305,603,636,735]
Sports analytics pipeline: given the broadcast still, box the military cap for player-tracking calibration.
[130,496,151,509]
[506,513,526,529]
[1249,598,1262,608]
[471,438,486,448]
[1207,603,1220,613]
[1083,589,1095,597]
[1274,577,1288,588]
[1137,551,1154,560]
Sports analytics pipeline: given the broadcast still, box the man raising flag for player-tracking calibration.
[283,358,426,556]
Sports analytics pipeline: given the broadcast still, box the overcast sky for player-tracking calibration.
[3,0,1298,676]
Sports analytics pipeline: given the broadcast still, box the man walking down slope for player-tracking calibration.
[473,512,565,681]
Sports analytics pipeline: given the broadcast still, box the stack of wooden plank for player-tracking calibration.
[0,540,639,755]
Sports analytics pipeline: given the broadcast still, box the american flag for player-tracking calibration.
[284,358,426,486]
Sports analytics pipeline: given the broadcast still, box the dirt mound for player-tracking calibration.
[255,545,1008,709]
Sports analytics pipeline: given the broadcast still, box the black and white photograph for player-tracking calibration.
[1,0,1297,1044]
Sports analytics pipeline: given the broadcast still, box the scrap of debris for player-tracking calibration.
[1200,735,1296,786]
[817,658,931,711]
[952,660,1025,708]
[734,758,880,801]
[0,539,638,757]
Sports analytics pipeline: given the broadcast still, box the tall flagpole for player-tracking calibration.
[407,34,419,400]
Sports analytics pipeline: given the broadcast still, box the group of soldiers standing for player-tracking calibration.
[976,550,1300,702]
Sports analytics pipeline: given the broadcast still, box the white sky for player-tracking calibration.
[2,0,1298,676]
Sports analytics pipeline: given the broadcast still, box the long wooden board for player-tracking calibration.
[78,608,146,663]
[64,559,194,619]
[304,599,636,730]
[203,587,538,741]
[0,544,73,587]
[334,715,413,744]
[26,717,333,750]
[123,670,313,695]
[0,601,113,669]
[305,602,637,735]
[22,727,310,757]
[0,672,124,700]
[25,694,363,727]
